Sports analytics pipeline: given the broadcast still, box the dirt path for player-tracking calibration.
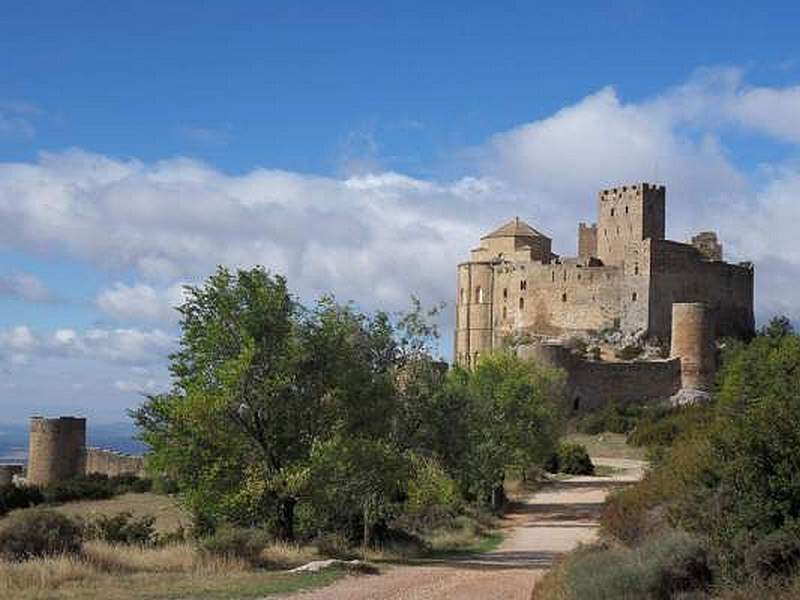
[280,457,645,600]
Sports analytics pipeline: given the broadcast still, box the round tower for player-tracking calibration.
[27,416,86,487]
[455,262,495,367]
[670,303,716,391]
[519,343,575,371]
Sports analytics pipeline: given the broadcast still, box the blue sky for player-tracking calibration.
[1,1,799,423]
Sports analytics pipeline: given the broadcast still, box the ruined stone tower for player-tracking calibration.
[27,416,86,487]
[670,303,716,391]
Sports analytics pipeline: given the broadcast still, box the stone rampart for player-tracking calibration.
[84,447,145,478]
[520,343,681,412]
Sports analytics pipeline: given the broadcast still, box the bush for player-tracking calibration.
[548,443,594,475]
[42,473,116,503]
[84,511,157,545]
[744,527,800,583]
[576,402,643,435]
[199,526,270,565]
[405,456,460,517]
[563,531,710,600]
[109,474,152,494]
[615,344,644,361]
[0,484,44,516]
[0,510,82,560]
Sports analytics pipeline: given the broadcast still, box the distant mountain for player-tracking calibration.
[0,421,147,463]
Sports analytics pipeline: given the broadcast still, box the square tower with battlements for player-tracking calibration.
[596,183,665,266]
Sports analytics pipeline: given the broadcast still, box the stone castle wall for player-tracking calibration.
[518,343,681,411]
[648,240,754,340]
[84,448,145,478]
[25,417,145,486]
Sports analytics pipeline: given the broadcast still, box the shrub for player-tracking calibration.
[199,526,270,565]
[615,344,644,361]
[151,476,179,495]
[84,512,157,546]
[744,527,800,583]
[563,531,710,600]
[0,510,82,560]
[109,474,152,494]
[0,484,44,516]
[42,474,116,503]
[576,402,643,435]
[405,456,460,517]
[549,443,594,475]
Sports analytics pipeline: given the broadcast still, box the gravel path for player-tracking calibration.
[279,457,644,600]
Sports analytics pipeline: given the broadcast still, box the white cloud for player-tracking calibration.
[0,68,799,353]
[97,282,186,322]
[0,326,173,366]
[0,273,53,302]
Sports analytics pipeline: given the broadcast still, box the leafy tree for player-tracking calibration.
[133,267,398,539]
[455,351,566,507]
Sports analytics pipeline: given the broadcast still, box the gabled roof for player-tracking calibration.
[481,217,549,240]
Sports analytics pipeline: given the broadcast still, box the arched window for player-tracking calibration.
[634,265,639,275]
[632,292,638,302]
[503,288,508,299]
[562,292,568,303]
[610,208,615,217]
[502,306,507,319]
[519,297,525,310]
[520,280,527,292]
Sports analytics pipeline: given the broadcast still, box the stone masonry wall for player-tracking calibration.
[84,448,145,478]
[518,343,681,412]
[648,240,754,340]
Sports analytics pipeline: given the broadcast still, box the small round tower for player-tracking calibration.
[670,303,716,391]
[27,416,86,487]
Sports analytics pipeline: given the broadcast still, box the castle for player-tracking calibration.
[455,183,755,409]
[0,416,145,487]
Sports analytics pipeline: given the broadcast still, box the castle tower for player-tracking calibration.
[597,183,665,266]
[27,416,86,486]
[455,262,494,366]
[670,303,716,391]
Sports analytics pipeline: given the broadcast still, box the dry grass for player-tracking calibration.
[0,541,343,599]
[563,432,646,461]
[259,540,320,568]
[47,492,187,534]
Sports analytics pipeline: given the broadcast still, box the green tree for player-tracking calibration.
[132,267,397,539]
[454,351,566,508]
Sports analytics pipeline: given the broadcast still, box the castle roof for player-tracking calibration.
[481,217,549,240]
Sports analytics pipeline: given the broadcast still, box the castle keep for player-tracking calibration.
[455,183,754,365]
[455,183,755,410]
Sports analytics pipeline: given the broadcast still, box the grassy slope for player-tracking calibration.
[49,492,188,533]
[563,432,646,461]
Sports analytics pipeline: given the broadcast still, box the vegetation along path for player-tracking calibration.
[280,457,645,600]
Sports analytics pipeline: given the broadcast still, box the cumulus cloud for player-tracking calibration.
[97,282,186,322]
[0,325,173,366]
[0,273,53,302]
[0,67,799,352]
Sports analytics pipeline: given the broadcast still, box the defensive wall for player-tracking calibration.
[516,301,718,411]
[518,343,681,412]
[25,416,144,486]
